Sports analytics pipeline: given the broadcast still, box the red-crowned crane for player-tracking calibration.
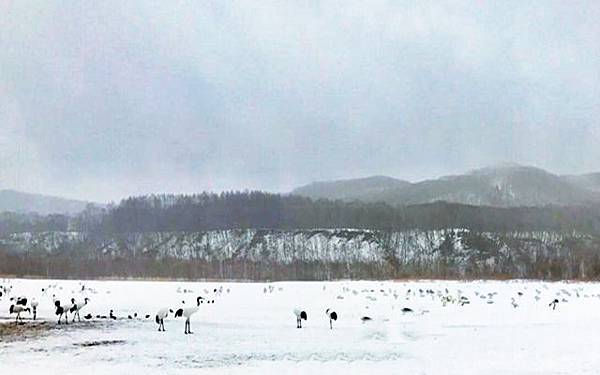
[54,298,74,324]
[155,308,173,332]
[9,304,30,322]
[293,308,308,328]
[175,296,213,334]
[70,298,90,322]
[31,299,39,320]
[325,308,338,329]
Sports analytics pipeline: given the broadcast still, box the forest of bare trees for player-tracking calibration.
[76,192,600,234]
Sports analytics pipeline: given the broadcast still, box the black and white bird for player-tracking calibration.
[293,308,308,328]
[9,304,31,322]
[175,296,212,334]
[155,307,173,332]
[16,296,28,306]
[69,297,90,322]
[54,300,67,324]
[549,298,559,310]
[54,298,74,324]
[325,308,337,329]
[31,299,39,320]
[9,296,28,306]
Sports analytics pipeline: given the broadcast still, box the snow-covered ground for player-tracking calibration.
[1,278,600,374]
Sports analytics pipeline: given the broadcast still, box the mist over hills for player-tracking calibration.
[2,164,600,216]
[0,189,95,215]
[563,173,600,192]
[292,165,600,207]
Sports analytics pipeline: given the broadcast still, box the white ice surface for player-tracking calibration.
[1,278,600,374]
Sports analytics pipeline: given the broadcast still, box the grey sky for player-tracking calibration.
[1,1,599,202]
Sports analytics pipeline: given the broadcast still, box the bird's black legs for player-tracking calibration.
[184,319,193,334]
[297,317,302,328]
[330,319,332,330]
[158,319,166,332]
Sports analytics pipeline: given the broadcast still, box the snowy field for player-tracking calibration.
[2,278,600,374]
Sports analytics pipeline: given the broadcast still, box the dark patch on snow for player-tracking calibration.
[75,339,126,347]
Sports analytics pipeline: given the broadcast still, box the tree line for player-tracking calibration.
[63,191,600,235]
[2,191,600,235]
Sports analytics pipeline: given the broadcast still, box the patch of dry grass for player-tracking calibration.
[0,321,51,342]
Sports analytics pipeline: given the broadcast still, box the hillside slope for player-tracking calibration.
[292,165,600,207]
[371,165,598,207]
[0,189,93,215]
[291,176,410,201]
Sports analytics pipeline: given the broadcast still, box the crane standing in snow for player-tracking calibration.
[9,304,30,322]
[293,308,308,328]
[70,297,90,322]
[54,298,74,324]
[325,309,337,329]
[155,307,173,332]
[31,299,39,320]
[175,296,213,334]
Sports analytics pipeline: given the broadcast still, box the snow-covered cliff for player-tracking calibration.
[2,229,597,278]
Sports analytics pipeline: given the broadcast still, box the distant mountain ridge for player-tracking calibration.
[4,165,600,215]
[291,175,411,201]
[292,165,600,207]
[0,189,95,215]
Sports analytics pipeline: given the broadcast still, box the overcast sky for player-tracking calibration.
[1,1,599,202]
